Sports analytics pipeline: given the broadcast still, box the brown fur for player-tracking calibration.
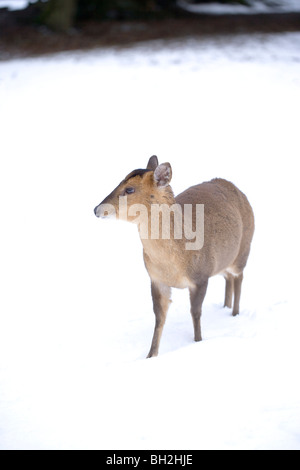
[94,156,255,357]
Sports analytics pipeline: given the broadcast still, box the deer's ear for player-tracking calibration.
[154,163,172,187]
[147,155,159,170]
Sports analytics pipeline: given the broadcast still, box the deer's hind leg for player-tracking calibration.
[224,273,234,309]
[232,272,243,316]
[224,269,244,316]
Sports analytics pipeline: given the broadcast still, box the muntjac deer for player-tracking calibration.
[94,156,254,358]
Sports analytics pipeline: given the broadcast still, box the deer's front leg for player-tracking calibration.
[147,282,171,358]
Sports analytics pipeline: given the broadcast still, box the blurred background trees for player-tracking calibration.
[40,0,179,31]
[36,0,265,32]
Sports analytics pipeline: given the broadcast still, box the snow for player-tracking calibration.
[0,0,33,10]
[0,33,300,450]
[178,0,300,15]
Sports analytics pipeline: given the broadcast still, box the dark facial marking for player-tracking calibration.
[124,169,152,183]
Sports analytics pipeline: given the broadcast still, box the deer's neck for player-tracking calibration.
[137,187,179,250]
[137,189,188,283]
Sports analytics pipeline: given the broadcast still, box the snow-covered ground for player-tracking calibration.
[178,0,300,15]
[0,0,29,10]
[0,33,300,450]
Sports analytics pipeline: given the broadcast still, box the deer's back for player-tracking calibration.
[175,178,254,278]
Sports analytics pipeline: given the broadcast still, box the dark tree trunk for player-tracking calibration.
[42,0,78,32]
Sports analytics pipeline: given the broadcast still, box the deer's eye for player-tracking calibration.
[125,187,135,195]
